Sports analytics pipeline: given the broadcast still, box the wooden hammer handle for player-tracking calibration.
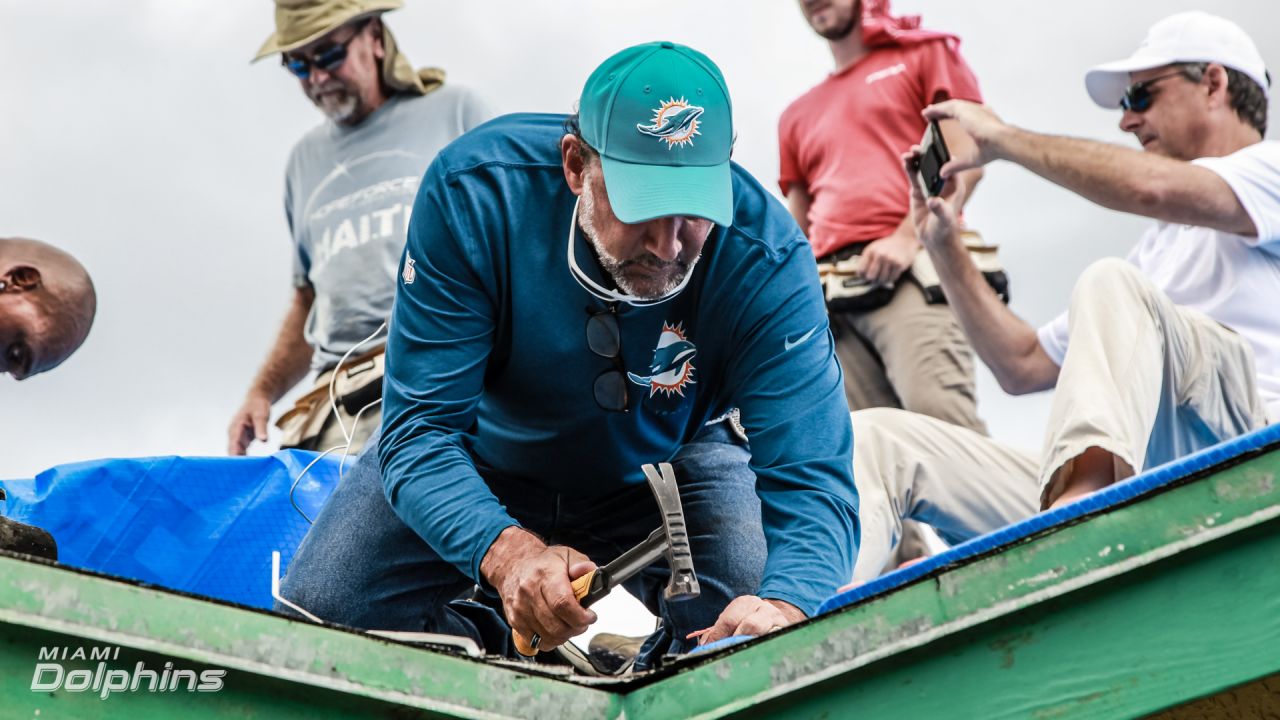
[511,569,596,656]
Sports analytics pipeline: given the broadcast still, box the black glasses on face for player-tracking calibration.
[282,20,370,79]
[587,304,629,412]
[1119,71,1185,113]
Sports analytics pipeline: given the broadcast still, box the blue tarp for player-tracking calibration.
[8,422,1277,621]
[0,451,342,609]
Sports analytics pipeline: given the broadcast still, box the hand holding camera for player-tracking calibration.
[913,119,950,197]
[903,122,965,251]
[919,99,1009,174]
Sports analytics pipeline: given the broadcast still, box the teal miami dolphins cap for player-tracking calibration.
[579,41,734,226]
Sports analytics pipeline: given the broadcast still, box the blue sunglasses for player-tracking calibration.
[1119,71,1185,113]
[282,20,371,80]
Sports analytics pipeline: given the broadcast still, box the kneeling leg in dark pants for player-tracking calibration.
[277,422,765,667]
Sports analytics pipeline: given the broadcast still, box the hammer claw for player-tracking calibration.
[642,462,700,601]
[510,461,702,654]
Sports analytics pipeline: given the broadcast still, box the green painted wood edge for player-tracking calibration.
[0,558,620,720]
[2,447,1274,719]
[622,448,1280,719]
[744,513,1280,719]
[2,621,448,720]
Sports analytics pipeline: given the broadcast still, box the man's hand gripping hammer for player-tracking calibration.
[512,462,700,656]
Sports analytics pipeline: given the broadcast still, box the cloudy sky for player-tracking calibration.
[6,0,1276,475]
[2,1,1276,634]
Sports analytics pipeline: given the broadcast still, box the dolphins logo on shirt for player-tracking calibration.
[629,322,697,397]
[636,98,704,149]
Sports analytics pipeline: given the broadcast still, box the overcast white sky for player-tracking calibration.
[2,0,1276,641]
[6,0,1276,476]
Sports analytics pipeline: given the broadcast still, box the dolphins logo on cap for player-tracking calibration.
[637,98,704,149]
[628,322,697,397]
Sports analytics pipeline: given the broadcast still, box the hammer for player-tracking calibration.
[512,462,700,656]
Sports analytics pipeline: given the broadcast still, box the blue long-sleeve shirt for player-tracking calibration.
[379,113,857,615]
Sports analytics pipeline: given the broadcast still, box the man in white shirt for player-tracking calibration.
[847,11,1277,581]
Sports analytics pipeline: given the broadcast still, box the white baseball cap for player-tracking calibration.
[1085,11,1270,109]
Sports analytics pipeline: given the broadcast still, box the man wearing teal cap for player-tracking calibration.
[278,42,857,667]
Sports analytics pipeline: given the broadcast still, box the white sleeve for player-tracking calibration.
[1193,141,1280,248]
[1036,311,1069,367]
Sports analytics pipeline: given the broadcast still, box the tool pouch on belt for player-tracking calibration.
[275,345,386,449]
[815,243,896,313]
[910,229,1010,305]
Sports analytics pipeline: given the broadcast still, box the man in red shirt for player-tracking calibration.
[781,0,988,435]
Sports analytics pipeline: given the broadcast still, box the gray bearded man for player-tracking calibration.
[228,0,493,456]
[276,42,858,670]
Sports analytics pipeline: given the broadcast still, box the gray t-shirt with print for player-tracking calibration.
[285,84,494,370]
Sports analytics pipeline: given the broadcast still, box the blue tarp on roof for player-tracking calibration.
[0,451,342,609]
[6,421,1278,619]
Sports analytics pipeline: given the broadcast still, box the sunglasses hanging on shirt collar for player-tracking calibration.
[586,303,629,412]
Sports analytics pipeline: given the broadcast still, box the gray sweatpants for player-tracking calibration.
[850,258,1271,583]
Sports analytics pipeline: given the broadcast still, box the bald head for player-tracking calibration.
[0,237,96,380]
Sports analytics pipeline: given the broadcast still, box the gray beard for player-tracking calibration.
[320,94,360,124]
[579,175,698,300]
[309,84,361,124]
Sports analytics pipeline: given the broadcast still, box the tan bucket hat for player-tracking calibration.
[253,0,444,96]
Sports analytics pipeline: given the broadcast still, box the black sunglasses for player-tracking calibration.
[282,19,371,79]
[586,304,629,412]
[1119,71,1185,113]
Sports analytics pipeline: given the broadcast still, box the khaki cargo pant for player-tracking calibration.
[849,259,1272,583]
[830,273,987,436]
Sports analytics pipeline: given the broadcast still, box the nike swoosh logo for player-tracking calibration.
[784,326,820,352]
